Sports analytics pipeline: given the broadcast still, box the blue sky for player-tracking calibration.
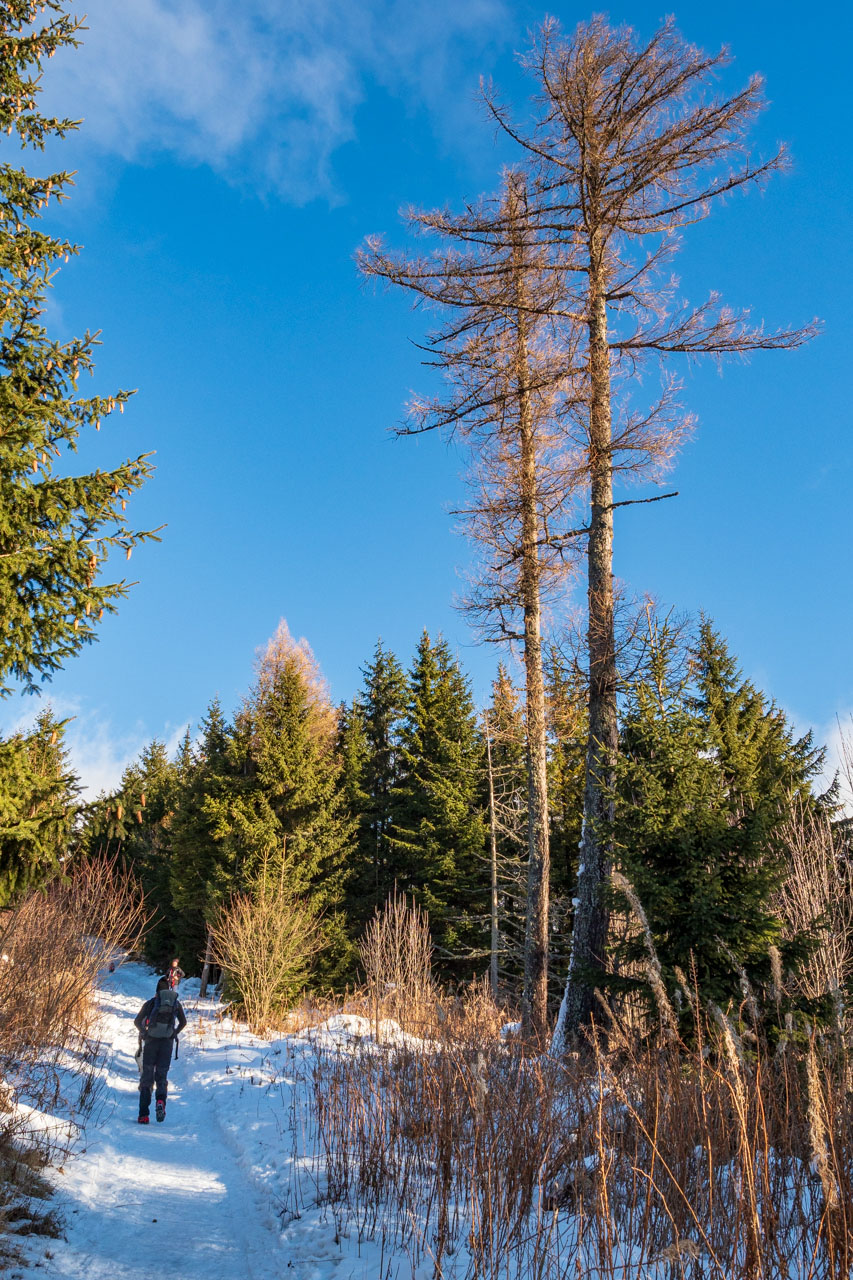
[3,0,851,794]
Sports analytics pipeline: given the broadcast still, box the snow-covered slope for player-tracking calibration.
[17,961,388,1280]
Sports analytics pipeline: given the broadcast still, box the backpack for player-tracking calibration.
[146,988,179,1039]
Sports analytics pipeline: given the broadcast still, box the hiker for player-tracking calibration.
[134,976,187,1124]
[167,958,185,989]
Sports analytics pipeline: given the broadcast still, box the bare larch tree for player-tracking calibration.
[359,172,583,1040]
[484,17,818,1045]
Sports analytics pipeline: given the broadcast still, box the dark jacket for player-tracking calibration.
[134,994,187,1039]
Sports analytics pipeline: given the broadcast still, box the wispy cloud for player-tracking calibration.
[2,699,188,800]
[43,0,509,202]
[818,710,853,813]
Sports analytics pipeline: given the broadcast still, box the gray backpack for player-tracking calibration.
[146,988,179,1039]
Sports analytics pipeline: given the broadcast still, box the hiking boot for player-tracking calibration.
[137,1115,149,1124]
[155,1100,166,1123]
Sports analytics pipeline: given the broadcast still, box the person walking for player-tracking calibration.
[134,976,187,1124]
[167,958,185,989]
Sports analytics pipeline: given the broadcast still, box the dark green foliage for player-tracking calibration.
[83,739,179,969]
[119,741,179,969]
[0,2,156,696]
[390,631,486,970]
[338,696,369,826]
[345,641,410,928]
[487,664,527,858]
[169,700,239,974]
[0,708,78,904]
[612,618,823,1013]
[691,617,825,816]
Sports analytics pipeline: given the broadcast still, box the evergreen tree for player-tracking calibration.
[209,623,356,984]
[0,707,78,903]
[174,727,194,779]
[0,2,155,696]
[169,700,239,974]
[483,664,528,985]
[347,641,409,927]
[691,618,824,814]
[613,618,821,1013]
[84,739,179,969]
[338,697,369,826]
[391,631,486,969]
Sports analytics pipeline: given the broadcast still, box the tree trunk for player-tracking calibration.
[199,927,214,999]
[484,712,500,999]
[554,218,617,1047]
[509,179,551,1044]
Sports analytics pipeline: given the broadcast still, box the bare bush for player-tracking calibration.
[211,882,323,1033]
[0,855,146,1241]
[359,890,436,1038]
[0,853,146,1088]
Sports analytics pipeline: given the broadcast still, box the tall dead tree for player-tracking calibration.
[485,17,818,1045]
[359,173,583,1040]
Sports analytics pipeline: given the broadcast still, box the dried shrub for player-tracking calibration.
[211,882,323,1033]
[0,855,146,1244]
[359,890,436,1039]
[776,798,853,1004]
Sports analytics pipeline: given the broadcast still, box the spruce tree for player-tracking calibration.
[691,619,824,814]
[211,623,356,983]
[347,641,409,927]
[0,2,155,695]
[391,631,486,969]
[338,697,369,826]
[84,739,179,968]
[545,645,587,902]
[613,619,821,1012]
[0,707,78,903]
[483,664,528,986]
[169,699,239,974]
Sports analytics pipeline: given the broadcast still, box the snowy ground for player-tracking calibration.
[15,961,393,1280]
[14,962,824,1280]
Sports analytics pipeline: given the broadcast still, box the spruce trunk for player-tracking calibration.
[556,230,617,1044]
[484,713,500,999]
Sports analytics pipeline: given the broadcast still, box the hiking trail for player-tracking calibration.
[20,963,290,1280]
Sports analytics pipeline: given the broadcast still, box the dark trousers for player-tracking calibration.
[139,1037,174,1117]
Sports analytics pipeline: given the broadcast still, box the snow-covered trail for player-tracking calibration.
[29,963,287,1280]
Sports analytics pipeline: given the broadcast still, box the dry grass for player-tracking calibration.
[309,999,852,1279]
[302,892,853,1279]
[776,799,853,1005]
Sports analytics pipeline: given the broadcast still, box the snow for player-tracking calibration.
[14,961,396,1280]
[14,963,289,1278]
[13,960,829,1280]
[16,961,600,1279]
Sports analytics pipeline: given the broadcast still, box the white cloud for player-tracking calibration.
[42,0,509,202]
[818,711,853,813]
[1,699,188,800]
